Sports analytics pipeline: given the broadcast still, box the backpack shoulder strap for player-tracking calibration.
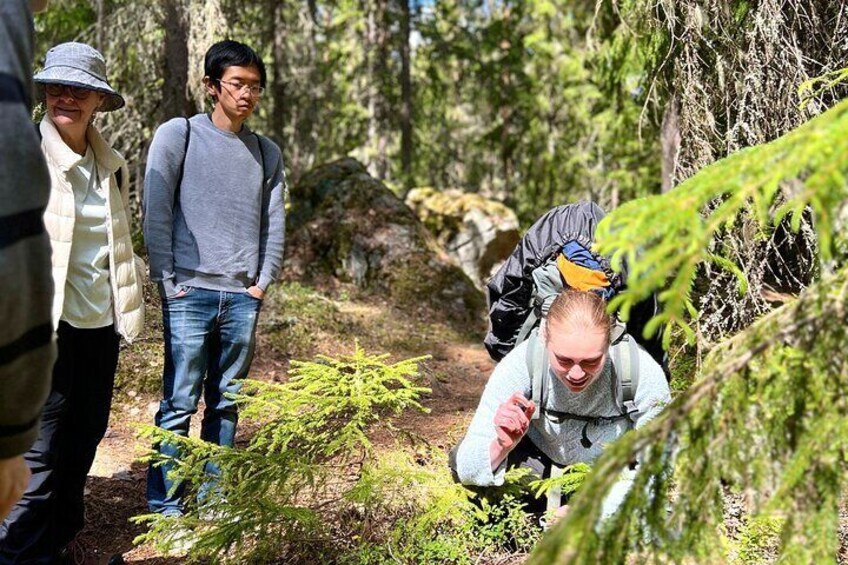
[515,308,540,346]
[175,117,191,204]
[253,132,268,187]
[609,329,640,416]
[525,329,547,421]
[610,322,626,345]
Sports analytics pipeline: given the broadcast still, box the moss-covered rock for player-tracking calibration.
[406,188,520,287]
[285,158,484,325]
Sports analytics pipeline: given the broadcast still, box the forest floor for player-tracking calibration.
[65,278,848,564]
[73,280,496,564]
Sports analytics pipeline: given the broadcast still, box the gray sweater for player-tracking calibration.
[456,337,670,517]
[143,114,286,298]
[0,0,56,458]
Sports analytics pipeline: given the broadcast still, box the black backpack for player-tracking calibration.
[485,202,669,419]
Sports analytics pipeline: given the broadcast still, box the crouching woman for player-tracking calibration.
[452,290,670,522]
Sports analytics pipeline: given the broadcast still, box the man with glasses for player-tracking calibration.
[143,39,286,516]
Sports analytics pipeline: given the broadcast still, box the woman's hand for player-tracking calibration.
[489,392,535,470]
[493,392,535,451]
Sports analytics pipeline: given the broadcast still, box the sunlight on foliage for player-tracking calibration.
[345,449,543,564]
[530,463,591,501]
[731,514,785,565]
[596,98,848,347]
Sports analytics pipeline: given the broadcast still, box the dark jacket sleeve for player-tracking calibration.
[0,4,56,458]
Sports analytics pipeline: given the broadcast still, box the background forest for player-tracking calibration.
[31,0,848,563]
[34,1,847,223]
[35,0,665,225]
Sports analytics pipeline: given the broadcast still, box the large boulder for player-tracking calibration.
[284,158,484,323]
[405,188,520,288]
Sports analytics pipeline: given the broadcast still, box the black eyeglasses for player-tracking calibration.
[216,79,264,98]
[44,83,92,100]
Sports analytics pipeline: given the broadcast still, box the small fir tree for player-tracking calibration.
[135,345,430,562]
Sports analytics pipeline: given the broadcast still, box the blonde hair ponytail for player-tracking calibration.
[545,290,611,345]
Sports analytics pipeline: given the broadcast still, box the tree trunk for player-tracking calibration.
[498,7,514,196]
[161,0,195,119]
[365,2,377,177]
[94,0,105,51]
[399,0,413,194]
[661,96,681,193]
[295,0,320,182]
[268,1,288,154]
[365,0,389,180]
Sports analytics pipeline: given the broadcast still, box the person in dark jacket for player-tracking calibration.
[0,0,54,523]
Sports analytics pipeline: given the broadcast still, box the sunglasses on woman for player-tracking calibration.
[44,83,92,100]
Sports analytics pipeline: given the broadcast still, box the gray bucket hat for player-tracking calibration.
[33,42,124,112]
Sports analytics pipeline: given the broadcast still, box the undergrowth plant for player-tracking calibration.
[731,514,784,565]
[342,450,581,564]
[134,345,430,562]
[530,463,591,502]
[135,343,593,564]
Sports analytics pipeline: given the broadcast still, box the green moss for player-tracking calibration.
[406,187,517,245]
[387,255,485,328]
[669,342,699,394]
[732,514,784,564]
[260,281,351,359]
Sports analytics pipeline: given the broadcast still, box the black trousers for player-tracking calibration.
[0,322,119,564]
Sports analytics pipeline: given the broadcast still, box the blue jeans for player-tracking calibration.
[146,287,261,514]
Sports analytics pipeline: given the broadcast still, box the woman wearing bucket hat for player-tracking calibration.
[0,42,143,563]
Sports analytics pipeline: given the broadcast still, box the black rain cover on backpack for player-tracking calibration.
[484,202,666,373]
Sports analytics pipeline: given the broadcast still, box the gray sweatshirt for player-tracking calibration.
[0,0,56,458]
[143,114,286,298]
[455,337,670,517]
